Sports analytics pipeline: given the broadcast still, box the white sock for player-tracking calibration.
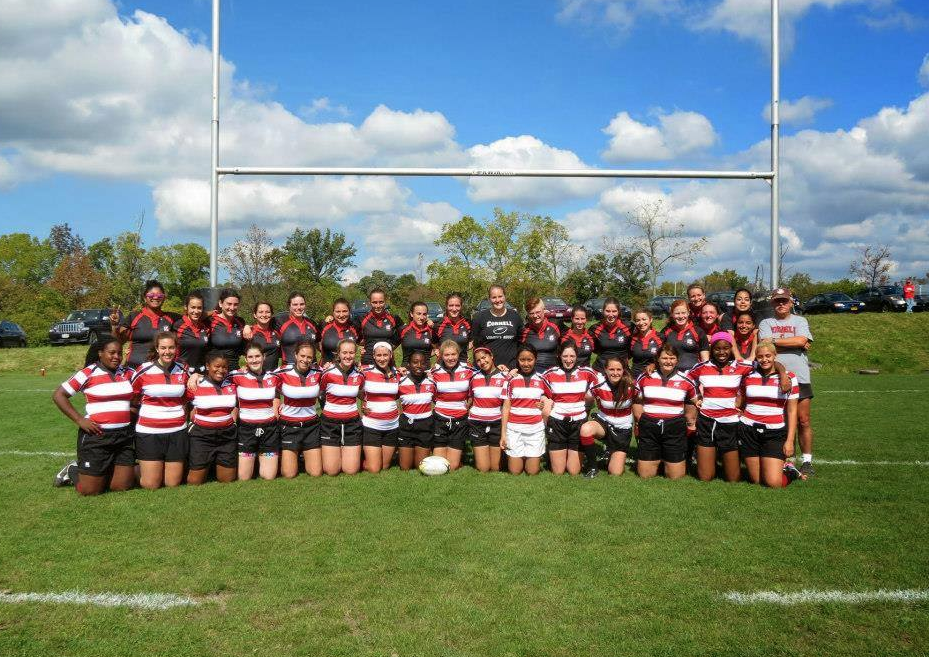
[802,453,812,463]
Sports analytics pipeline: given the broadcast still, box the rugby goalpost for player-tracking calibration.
[207,0,782,290]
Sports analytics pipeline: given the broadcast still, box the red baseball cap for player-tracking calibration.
[770,287,792,301]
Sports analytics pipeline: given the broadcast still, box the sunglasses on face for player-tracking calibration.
[774,299,790,305]
[146,293,166,300]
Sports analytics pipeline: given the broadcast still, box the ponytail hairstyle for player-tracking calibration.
[602,356,634,406]
[146,330,177,363]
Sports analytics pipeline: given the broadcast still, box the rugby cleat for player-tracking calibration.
[798,461,815,479]
[583,467,598,479]
[53,460,77,487]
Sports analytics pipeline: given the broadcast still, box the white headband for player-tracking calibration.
[372,341,393,353]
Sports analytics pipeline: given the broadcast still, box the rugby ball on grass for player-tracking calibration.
[418,455,450,476]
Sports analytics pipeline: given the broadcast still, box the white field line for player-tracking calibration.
[0,389,56,392]
[0,450,71,457]
[818,389,923,393]
[0,590,199,610]
[724,589,929,606]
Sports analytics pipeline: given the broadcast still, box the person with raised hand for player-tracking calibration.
[112,279,178,369]
[53,338,135,495]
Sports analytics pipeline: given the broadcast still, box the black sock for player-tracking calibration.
[583,444,598,470]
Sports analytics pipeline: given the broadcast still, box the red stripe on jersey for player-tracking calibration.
[398,375,435,420]
[504,372,549,429]
[634,371,697,419]
[430,363,476,419]
[275,365,322,424]
[131,361,189,434]
[230,369,279,424]
[319,365,364,420]
[740,369,799,429]
[61,363,134,429]
[361,365,401,429]
[590,373,635,428]
[542,366,597,420]
[187,378,237,428]
[468,370,508,422]
[688,359,754,423]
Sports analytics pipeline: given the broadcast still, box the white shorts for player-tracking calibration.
[504,423,545,458]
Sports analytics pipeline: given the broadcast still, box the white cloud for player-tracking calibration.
[920,53,929,87]
[601,110,718,161]
[556,0,683,33]
[763,96,834,125]
[357,201,462,274]
[300,97,350,118]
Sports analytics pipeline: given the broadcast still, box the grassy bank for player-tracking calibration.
[0,313,926,376]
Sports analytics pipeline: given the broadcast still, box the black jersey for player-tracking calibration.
[719,310,754,332]
[660,322,708,372]
[173,316,210,373]
[628,329,663,377]
[249,325,281,372]
[274,315,319,365]
[209,314,246,370]
[358,311,401,365]
[560,328,595,368]
[433,316,471,361]
[590,319,632,369]
[471,308,524,369]
[120,308,178,368]
[399,322,432,365]
[319,320,359,364]
[520,320,561,371]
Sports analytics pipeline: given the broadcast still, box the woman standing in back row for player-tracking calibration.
[112,280,178,369]
[471,285,523,370]
[591,297,632,371]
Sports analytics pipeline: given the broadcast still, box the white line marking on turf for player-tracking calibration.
[813,459,929,466]
[724,589,929,605]
[0,450,71,457]
[0,591,199,610]
[0,389,56,392]
[819,389,923,393]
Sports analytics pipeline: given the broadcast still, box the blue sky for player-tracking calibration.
[1,0,928,282]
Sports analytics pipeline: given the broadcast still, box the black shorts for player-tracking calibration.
[398,415,433,449]
[362,426,399,447]
[135,428,189,463]
[280,420,321,452]
[798,383,814,400]
[237,421,280,454]
[695,415,740,453]
[546,416,583,451]
[319,417,363,447]
[76,426,135,476]
[433,413,469,450]
[188,424,238,469]
[636,416,687,463]
[468,419,502,448]
[593,415,632,453]
[738,423,788,459]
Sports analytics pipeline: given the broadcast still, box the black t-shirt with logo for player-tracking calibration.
[121,308,179,368]
[358,311,402,365]
[471,308,524,369]
[399,322,433,365]
[520,320,561,371]
[433,317,471,361]
[172,316,211,372]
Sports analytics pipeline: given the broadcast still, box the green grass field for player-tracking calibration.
[1,369,928,656]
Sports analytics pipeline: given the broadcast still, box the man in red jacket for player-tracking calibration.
[903,278,916,313]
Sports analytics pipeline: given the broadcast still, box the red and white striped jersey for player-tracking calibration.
[503,372,549,432]
[688,359,754,423]
[319,365,364,421]
[229,369,278,424]
[61,363,134,430]
[590,373,635,429]
[542,366,598,421]
[634,371,697,420]
[398,374,435,420]
[361,365,401,430]
[740,369,799,429]
[430,363,476,419]
[275,364,322,424]
[187,378,237,428]
[131,361,189,434]
[468,370,508,423]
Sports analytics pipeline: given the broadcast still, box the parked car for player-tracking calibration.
[647,296,684,318]
[350,300,370,323]
[802,292,862,314]
[854,286,908,312]
[751,291,803,321]
[0,320,27,348]
[425,302,444,323]
[707,290,736,310]
[583,298,632,322]
[913,294,929,312]
[542,297,571,322]
[48,308,115,346]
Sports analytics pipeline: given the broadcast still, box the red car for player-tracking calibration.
[542,297,572,322]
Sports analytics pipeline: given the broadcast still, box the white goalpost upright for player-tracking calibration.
[208,0,781,289]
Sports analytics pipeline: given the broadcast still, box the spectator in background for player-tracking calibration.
[758,287,815,478]
[903,278,916,313]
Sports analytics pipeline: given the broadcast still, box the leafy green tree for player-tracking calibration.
[48,223,85,263]
[87,230,152,308]
[280,228,356,283]
[0,274,69,345]
[0,233,57,285]
[522,214,576,289]
[425,257,488,309]
[701,268,750,292]
[220,224,278,310]
[149,243,210,303]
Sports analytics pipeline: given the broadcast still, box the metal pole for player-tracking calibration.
[770,0,780,290]
[209,0,220,286]
[216,166,774,180]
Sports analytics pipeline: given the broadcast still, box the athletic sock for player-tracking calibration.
[583,444,598,470]
[802,453,812,463]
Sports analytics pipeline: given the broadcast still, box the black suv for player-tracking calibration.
[49,309,114,346]
[0,320,27,348]
[854,286,907,312]
[646,296,683,318]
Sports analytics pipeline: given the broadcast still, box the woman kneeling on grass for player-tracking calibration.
[632,344,697,480]
[580,356,636,477]
[739,340,799,488]
[430,340,476,471]
[319,339,365,475]
[397,351,436,469]
[278,342,323,478]
[500,344,550,475]
[131,331,190,489]
[467,346,508,472]
[230,344,280,480]
[186,351,238,485]
[54,338,136,495]
[543,342,598,476]
[360,342,402,473]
